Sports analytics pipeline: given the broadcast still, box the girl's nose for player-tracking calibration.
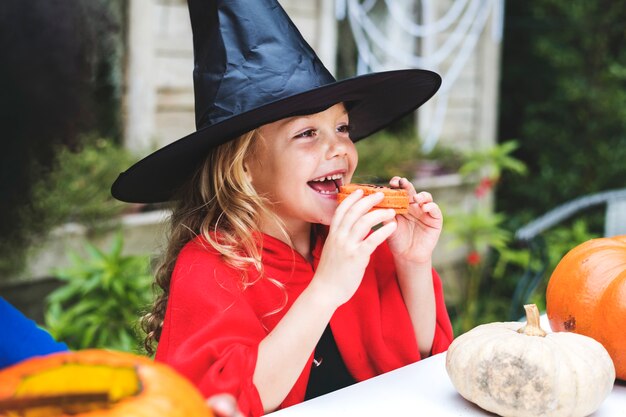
[325,132,349,159]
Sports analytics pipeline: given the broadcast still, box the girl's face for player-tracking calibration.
[247,103,358,230]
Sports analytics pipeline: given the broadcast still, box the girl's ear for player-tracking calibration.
[243,161,253,183]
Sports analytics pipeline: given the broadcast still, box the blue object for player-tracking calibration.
[0,297,68,369]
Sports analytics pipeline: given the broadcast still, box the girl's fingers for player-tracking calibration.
[331,188,364,231]
[421,201,442,220]
[390,177,417,197]
[413,191,433,205]
[362,220,397,253]
[350,208,397,240]
[389,176,402,188]
[407,192,435,217]
[334,191,385,232]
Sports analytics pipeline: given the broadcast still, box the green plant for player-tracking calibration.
[0,139,138,278]
[446,209,512,333]
[354,130,463,182]
[458,140,527,181]
[445,141,527,333]
[354,131,423,181]
[32,138,137,228]
[499,1,626,219]
[44,233,153,353]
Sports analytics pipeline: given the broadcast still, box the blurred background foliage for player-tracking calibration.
[0,138,137,276]
[2,0,625,348]
[498,0,626,227]
[31,139,136,229]
[0,0,129,276]
[354,128,464,183]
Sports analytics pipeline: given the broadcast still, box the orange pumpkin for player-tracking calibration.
[546,235,626,380]
[0,349,213,416]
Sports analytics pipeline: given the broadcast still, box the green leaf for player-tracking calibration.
[109,232,124,259]
[45,234,153,353]
[80,324,99,349]
[85,242,106,263]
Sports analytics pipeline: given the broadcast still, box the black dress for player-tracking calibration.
[304,324,356,400]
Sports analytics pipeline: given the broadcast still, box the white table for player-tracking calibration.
[267,352,626,416]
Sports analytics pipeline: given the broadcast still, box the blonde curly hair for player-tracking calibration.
[141,130,288,354]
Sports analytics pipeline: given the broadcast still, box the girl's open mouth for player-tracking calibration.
[307,174,344,195]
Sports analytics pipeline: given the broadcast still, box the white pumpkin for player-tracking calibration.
[445,304,615,417]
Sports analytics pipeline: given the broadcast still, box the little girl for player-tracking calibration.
[111,0,453,416]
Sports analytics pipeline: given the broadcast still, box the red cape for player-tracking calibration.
[156,232,453,416]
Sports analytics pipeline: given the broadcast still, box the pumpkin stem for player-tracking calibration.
[517,304,547,337]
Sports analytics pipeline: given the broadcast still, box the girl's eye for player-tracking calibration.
[294,129,316,138]
[337,124,351,134]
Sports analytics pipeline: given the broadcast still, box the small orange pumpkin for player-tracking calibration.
[0,349,213,416]
[546,235,626,380]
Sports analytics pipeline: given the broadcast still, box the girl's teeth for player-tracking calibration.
[313,174,342,182]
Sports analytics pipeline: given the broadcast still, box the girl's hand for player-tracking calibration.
[206,394,244,417]
[385,176,443,264]
[314,189,397,307]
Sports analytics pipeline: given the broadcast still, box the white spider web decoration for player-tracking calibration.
[337,0,504,152]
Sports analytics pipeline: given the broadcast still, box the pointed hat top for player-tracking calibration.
[189,0,335,129]
[112,0,441,203]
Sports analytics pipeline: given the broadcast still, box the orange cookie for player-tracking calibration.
[337,183,410,214]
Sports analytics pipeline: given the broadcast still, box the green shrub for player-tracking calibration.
[0,139,137,277]
[354,131,462,182]
[498,1,626,219]
[31,138,136,228]
[44,233,153,353]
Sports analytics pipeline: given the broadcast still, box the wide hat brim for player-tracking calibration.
[111,69,440,203]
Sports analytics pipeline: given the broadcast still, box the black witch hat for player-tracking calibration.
[111,0,441,203]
